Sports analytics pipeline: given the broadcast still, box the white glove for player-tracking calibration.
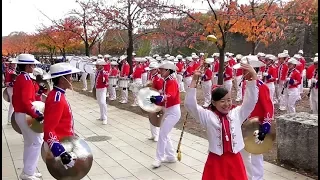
[263,72,268,76]
[286,77,290,81]
[311,78,317,83]
[103,77,106,82]
[63,152,77,169]
[253,130,264,144]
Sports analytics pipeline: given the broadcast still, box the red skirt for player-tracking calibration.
[202,151,248,180]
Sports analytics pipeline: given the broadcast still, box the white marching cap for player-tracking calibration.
[287,58,301,65]
[224,56,230,62]
[145,61,159,71]
[92,59,107,65]
[298,50,303,54]
[11,54,40,64]
[43,63,80,80]
[233,55,265,69]
[265,54,277,61]
[104,54,111,58]
[313,57,318,63]
[110,61,118,66]
[293,54,302,59]
[205,58,214,64]
[199,53,204,56]
[278,53,288,58]
[235,54,243,60]
[176,55,183,59]
[157,60,176,71]
[186,56,193,61]
[257,52,266,57]
[164,54,170,58]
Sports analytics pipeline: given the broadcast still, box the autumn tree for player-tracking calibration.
[2,32,38,55]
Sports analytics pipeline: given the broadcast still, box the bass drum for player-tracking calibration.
[78,60,89,73]
[41,136,93,180]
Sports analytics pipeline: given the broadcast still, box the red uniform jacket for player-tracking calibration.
[151,73,164,92]
[34,81,49,101]
[132,61,136,69]
[132,64,143,79]
[5,68,15,87]
[183,63,194,77]
[202,68,213,81]
[262,65,277,83]
[109,67,119,77]
[287,69,302,88]
[296,58,306,73]
[224,66,233,81]
[277,63,289,81]
[44,87,74,145]
[12,72,39,118]
[120,62,130,77]
[176,61,184,74]
[104,62,111,73]
[157,74,180,108]
[306,65,315,80]
[243,80,273,125]
[213,61,219,73]
[142,62,149,73]
[95,70,109,89]
[228,58,237,67]
[235,68,243,77]
[193,61,200,70]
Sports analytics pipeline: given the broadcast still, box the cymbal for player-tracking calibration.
[137,87,162,113]
[27,101,45,133]
[242,117,276,154]
[11,113,22,134]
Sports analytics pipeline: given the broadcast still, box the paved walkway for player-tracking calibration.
[2,89,314,180]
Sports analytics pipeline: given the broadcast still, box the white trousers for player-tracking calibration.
[89,73,95,91]
[7,87,14,122]
[108,85,117,100]
[285,88,299,113]
[310,88,318,114]
[176,74,185,92]
[224,79,232,92]
[121,87,128,102]
[96,88,108,120]
[132,78,142,105]
[15,112,43,176]
[81,72,88,90]
[235,76,243,101]
[150,123,159,139]
[266,82,275,103]
[212,75,218,86]
[183,77,192,91]
[202,80,212,107]
[142,73,148,87]
[156,104,181,161]
[240,149,264,180]
[276,81,286,110]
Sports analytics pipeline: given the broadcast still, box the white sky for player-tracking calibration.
[2,0,250,36]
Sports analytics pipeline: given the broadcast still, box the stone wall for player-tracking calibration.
[276,112,318,175]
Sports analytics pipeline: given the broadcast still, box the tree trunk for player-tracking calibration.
[85,42,90,56]
[251,41,256,55]
[127,28,134,75]
[217,48,225,85]
[98,41,101,54]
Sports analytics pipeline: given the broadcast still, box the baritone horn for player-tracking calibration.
[137,87,163,127]
[242,117,276,154]
[207,34,217,43]
[41,136,93,180]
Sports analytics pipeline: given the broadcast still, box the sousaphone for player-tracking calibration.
[242,117,276,154]
[137,87,163,127]
[11,101,45,134]
[41,136,93,180]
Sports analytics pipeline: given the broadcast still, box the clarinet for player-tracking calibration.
[281,69,293,95]
[307,71,318,97]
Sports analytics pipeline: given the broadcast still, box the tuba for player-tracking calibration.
[41,136,93,180]
[242,117,276,154]
[11,101,45,134]
[137,87,163,127]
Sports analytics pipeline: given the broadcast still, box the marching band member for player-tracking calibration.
[184,56,259,180]
[201,58,213,107]
[234,54,243,102]
[192,54,200,70]
[149,61,181,168]
[276,53,289,111]
[119,55,130,104]
[109,61,120,101]
[261,55,278,104]
[4,58,16,125]
[145,62,164,142]
[104,54,111,73]
[283,58,302,113]
[294,53,306,98]
[226,52,236,67]
[141,57,150,86]
[223,56,233,92]
[93,59,109,124]
[131,58,144,106]
[306,57,318,114]
[176,55,185,92]
[42,63,80,176]
[12,54,43,180]
[238,58,274,180]
[89,56,98,93]
[31,68,49,102]
[183,57,194,90]
[212,53,220,85]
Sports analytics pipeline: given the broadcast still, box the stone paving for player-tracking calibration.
[2,89,314,180]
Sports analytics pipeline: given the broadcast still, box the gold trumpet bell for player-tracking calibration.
[41,136,93,180]
[242,117,276,154]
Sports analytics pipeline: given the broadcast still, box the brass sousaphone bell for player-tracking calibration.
[137,87,163,127]
[242,117,276,154]
[41,136,93,180]
[11,101,45,134]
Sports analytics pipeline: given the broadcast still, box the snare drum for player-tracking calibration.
[109,76,118,87]
[119,78,130,88]
[84,63,96,74]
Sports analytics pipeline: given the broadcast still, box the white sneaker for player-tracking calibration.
[19,172,41,180]
[131,103,138,107]
[82,88,87,91]
[88,90,93,93]
[162,157,177,163]
[152,159,161,168]
[102,120,107,125]
[7,121,11,125]
[148,136,155,140]
[33,173,42,178]
[153,137,158,142]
